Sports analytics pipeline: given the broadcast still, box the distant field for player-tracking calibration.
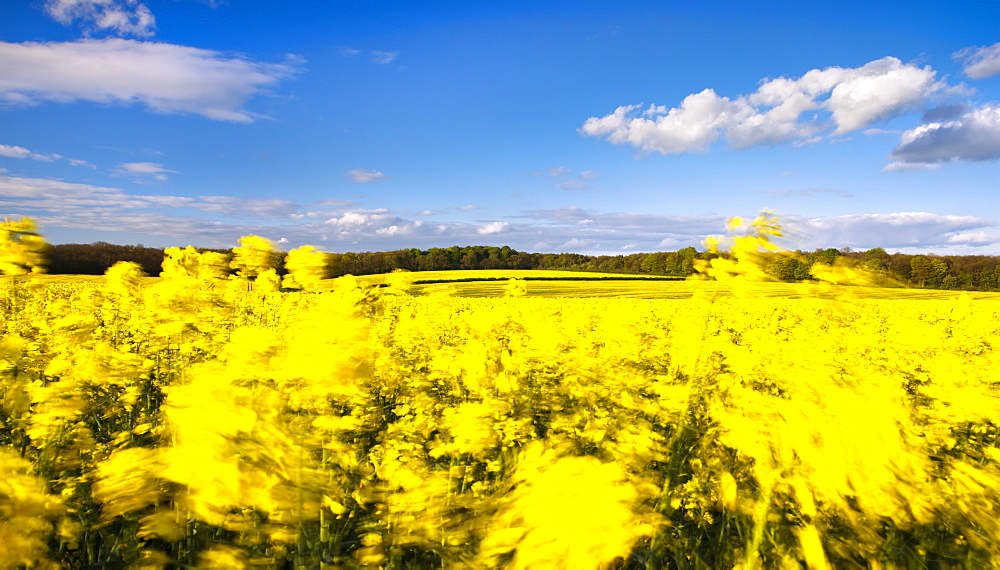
[0,274,161,286]
[397,279,1000,300]
[7,270,1000,300]
[353,269,680,284]
[349,269,1000,300]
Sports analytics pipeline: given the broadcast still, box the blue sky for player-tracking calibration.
[2,0,999,255]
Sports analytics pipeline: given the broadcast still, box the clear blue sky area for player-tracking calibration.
[2,0,999,255]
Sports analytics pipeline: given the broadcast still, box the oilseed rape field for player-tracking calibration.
[2,216,1000,569]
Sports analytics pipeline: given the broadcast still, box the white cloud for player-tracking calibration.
[0,145,35,160]
[0,144,59,162]
[45,0,156,37]
[114,162,172,175]
[477,221,510,235]
[954,42,1000,80]
[0,173,381,247]
[344,169,387,183]
[0,172,319,221]
[520,207,722,252]
[326,210,392,228]
[824,57,942,134]
[888,103,1000,167]
[581,57,946,155]
[881,161,941,171]
[947,231,1000,244]
[0,143,96,167]
[863,128,899,136]
[558,238,591,250]
[194,195,304,217]
[5,172,997,255]
[371,50,400,64]
[524,207,720,233]
[788,212,995,250]
[518,208,1000,254]
[112,161,177,182]
[0,39,301,122]
[581,91,750,154]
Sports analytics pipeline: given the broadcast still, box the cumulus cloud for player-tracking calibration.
[581,94,745,154]
[344,169,388,183]
[477,221,510,235]
[954,42,1000,79]
[823,58,944,134]
[581,57,946,154]
[888,103,1000,167]
[0,39,301,122]
[326,209,393,228]
[45,0,156,37]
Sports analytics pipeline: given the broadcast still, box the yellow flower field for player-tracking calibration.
[2,216,1000,568]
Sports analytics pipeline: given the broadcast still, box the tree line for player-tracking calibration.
[41,242,1000,291]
